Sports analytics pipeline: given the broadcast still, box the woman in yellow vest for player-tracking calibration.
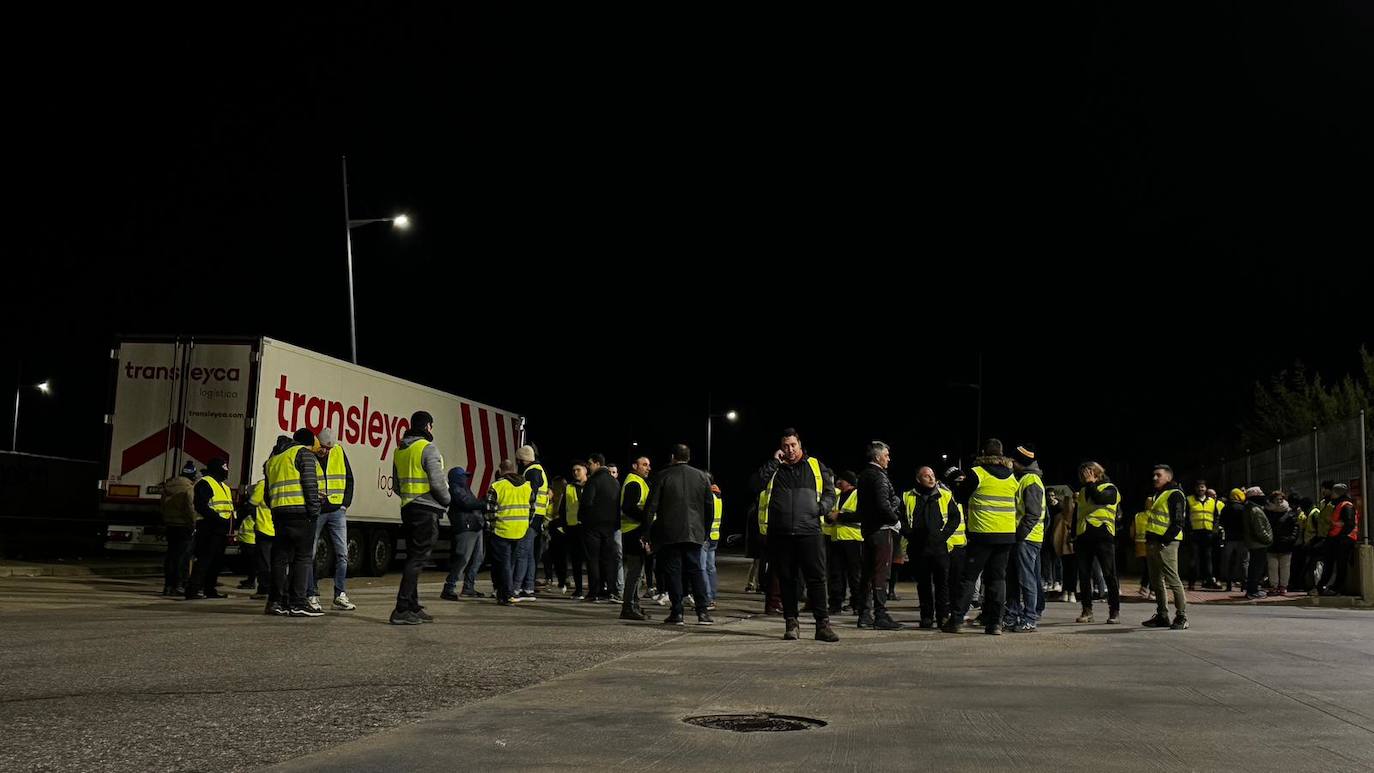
[1072,461,1122,625]
[184,458,235,600]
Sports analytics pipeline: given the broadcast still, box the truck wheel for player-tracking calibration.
[313,532,334,582]
[367,528,394,577]
[345,528,365,577]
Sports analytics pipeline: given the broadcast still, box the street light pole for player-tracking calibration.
[12,381,50,452]
[342,156,359,364]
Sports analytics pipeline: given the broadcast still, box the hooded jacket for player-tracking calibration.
[447,468,486,532]
[1014,460,1046,543]
[578,466,621,530]
[956,455,1018,544]
[1267,501,1298,553]
[160,473,197,528]
[391,431,450,514]
[905,482,961,556]
[1243,500,1274,549]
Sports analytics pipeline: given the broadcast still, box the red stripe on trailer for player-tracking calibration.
[477,408,495,498]
[496,413,510,464]
[121,422,229,476]
[510,415,521,449]
[461,403,479,493]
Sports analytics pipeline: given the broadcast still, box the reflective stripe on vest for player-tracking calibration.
[1147,488,1179,540]
[1016,472,1046,544]
[249,479,274,537]
[968,466,1018,534]
[394,440,433,506]
[323,445,348,506]
[267,445,320,510]
[941,488,966,550]
[822,486,838,539]
[757,490,770,536]
[760,457,824,535]
[201,477,235,521]
[621,473,649,533]
[710,494,723,541]
[1329,501,1361,542]
[564,484,580,527]
[1076,485,1120,537]
[491,478,533,540]
[834,489,861,541]
[1134,510,1149,544]
[1187,495,1218,531]
[525,463,550,517]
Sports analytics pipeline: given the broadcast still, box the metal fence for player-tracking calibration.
[1198,411,1369,543]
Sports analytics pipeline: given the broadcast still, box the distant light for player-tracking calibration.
[941,453,948,460]
[631,442,638,447]
[36,381,50,394]
[725,410,738,422]
[392,214,411,229]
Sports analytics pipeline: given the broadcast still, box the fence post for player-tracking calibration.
[1277,441,1283,490]
[1362,411,1369,547]
[1313,426,1320,501]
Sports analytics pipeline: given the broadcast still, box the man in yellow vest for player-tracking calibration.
[485,459,537,606]
[753,428,839,642]
[389,411,450,625]
[305,427,355,612]
[1185,479,1222,591]
[905,466,962,628]
[701,476,723,607]
[941,467,968,608]
[619,455,653,621]
[1004,444,1046,633]
[267,429,325,617]
[825,470,862,614]
[515,445,549,601]
[1071,461,1122,625]
[245,475,273,601]
[557,461,588,599]
[184,458,235,600]
[944,439,1020,635]
[1143,463,1189,629]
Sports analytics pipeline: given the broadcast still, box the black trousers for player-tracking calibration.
[913,548,951,622]
[163,525,194,591]
[857,531,894,619]
[947,546,966,603]
[272,516,316,609]
[564,525,585,594]
[660,542,710,618]
[827,539,862,609]
[1319,537,1355,593]
[396,506,438,613]
[952,540,1012,627]
[582,526,618,600]
[545,528,566,587]
[1075,531,1120,614]
[186,518,229,596]
[767,533,828,623]
[1189,530,1215,583]
[254,533,273,593]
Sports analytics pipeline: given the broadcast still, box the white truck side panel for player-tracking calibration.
[251,338,523,526]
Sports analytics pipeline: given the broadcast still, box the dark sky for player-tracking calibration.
[6,5,1373,516]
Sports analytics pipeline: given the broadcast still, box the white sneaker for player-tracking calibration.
[656,594,669,606]
[333,593,356,611]
[306,597,324,614]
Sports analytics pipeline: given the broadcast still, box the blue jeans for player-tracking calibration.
[700,541,719,600]
[307,508,348,598]
[1006,540,1043,627]
[444,529,484,594]
[614,530,625,595]
[515,527,538,593]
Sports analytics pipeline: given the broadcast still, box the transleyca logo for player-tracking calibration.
[124,363,242,385]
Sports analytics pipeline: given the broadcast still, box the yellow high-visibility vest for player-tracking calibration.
[199,477,234,521]
[394,439,440,507]
[758,457,824,537]
[967,466,1018,535]
[248,479,274,537]
[710,493,723,541]
[1075,484,1120,537]
[526,463,550,517]
[1147,488,1181,541]
[1134,510,1150,543]
[322,445,348,506]
[564,484,580,527]
[834,489,862,541]
[267,445,321,510]
[823,485,838,539]
[941,488,966,550]
[491,478,533,540]
[1016,472,1046,544]
[620,473,649,534]
[757,490,770,536]
[1187,495,1218,531]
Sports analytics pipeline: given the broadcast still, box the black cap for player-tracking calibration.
[1014,443,1037,465]
[838,470,858,486]
[293,428,315,446]
[411,411,434,429]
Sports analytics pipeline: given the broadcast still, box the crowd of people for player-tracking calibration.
[159,415,1364,637]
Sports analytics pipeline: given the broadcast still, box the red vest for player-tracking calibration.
[1327,500,1361,542]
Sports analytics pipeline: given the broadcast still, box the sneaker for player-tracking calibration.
[520,593,537,602]
[415,608,434,623]
[918,618,935,629]
[610,594,624,604]
[620,609,649,621]
[765,606,784,616]
[1170,615,1189,630]
[306,597,324,614]
[390,610,422,625]
[783,618,800,640]
[1015,623,1038,633]
[593,597,610,604]
[876,617,903,631]
[1203,581,1222,590]
[333,593,356,611]
[1052,582,1063,592]
[1106,613,1120,625]
[290,607,323,618]
[696,613,714,626]
[497,598,514,606]
[571,594,586,601]
[184,591,207,600]
[706,602,717,611]
[663,614,685,626]
[1141,614,1171,628]
[940,619,962,634]
[440,590,460,602]
[265,602,287,616]
[510,595,528,604]
[1063,591,1076,604]
[1075,611,1094,624]
[1246,591,1267,600]
[1274,587,1287,596]
[857,615,875,629]
[657,594,669,606]
[1137,587,1151,598]
[984,625,1004,635]
[237,578,257,589]
[461,589,486,598]
[815,622,839,642]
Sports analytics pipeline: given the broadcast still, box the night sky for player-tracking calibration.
[7,5,1373,520]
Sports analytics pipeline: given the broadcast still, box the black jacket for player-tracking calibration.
[1146,483,1187,544]
[647,462,714,547]
[1220,499,1246,541]
[752,456,836,537]
[446,468,486,532]
[578,467,621,530]
[1014,462,1046,543]
[1267,504,1299,553]
[905,484,960,556]
[857,463,902,537]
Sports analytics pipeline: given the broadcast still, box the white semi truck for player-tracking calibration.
[101,336,526,576]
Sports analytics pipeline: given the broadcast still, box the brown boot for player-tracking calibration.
[784,618,801,640]
[815,620,839,642]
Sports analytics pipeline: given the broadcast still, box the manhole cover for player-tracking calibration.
[683,713,827,732]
